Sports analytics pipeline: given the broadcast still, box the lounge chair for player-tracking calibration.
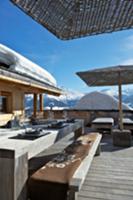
[91,117,114,133]
[123,118,133,132]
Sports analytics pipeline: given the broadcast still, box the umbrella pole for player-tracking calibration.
[118,73,123,130]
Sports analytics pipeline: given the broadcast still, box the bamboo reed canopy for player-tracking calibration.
[76,65,133,86]
[76,65,133,130]
[11,0,133,40]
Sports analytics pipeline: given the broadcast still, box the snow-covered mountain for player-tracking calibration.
[25,87,133,110]
[25,90,84,110]
[102,87,133,108]
[45,90,84,108]
[75,91,131,110]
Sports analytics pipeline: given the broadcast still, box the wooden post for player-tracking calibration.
[118,73,123,130]
[39,94,43,112]
[33,93,37,117]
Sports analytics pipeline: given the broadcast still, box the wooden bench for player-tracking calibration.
[68,133,101,200]
[28,133,102,200]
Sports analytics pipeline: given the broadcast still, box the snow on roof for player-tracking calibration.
[75,91,131,110]
[0,44,57,86]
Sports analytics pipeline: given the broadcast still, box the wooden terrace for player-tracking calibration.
[30,129,133,200]
[78,133,133,200]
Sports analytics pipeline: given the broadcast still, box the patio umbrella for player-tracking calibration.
[76,65,133,130]
[10,0,133,40]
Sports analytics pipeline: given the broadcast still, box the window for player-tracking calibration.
[0,92,12,113]
[0,96,7,113]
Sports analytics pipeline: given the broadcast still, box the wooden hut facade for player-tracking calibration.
[0,45,61,125]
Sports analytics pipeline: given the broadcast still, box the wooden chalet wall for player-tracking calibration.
[0,81,25,125]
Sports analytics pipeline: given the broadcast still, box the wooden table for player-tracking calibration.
[0,119,83,200]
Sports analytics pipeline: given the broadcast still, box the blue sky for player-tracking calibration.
[0,0,133,93]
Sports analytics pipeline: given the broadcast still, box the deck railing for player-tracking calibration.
[43,109,133,126]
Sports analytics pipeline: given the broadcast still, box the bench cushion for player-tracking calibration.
[123,118,133,124]
[92,117,114,124]
[91,118,114,132]
[28,133,100,200]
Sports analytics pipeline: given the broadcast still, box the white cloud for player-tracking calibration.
[121,59,133,65]
[102,88,118,97]
[47,89,84,101]
[45,54,60,65]
[124,35,133,50]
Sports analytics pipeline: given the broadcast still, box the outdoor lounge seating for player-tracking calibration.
[28,133,102,200]
[91,117,114,133]
[123,118,133,132]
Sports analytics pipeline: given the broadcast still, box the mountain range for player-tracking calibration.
[25,90,84,111]
[25,88,133,110]
[103,87,133,108]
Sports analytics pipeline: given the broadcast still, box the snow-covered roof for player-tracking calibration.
[0,44,56,87]
[75,91,131,110]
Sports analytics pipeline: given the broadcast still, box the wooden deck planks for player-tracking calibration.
[83,180,133,191]
[79,191,133,200]
[78,135,133,200]
[29,132,133,200]
[82,185,133,196]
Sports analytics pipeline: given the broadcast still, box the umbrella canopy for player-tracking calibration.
[10,0,133,40]
[76,65,133,86]
[76,65,133,130]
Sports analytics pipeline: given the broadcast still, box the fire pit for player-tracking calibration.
[44,121,67,129]
[10,128,50,140]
